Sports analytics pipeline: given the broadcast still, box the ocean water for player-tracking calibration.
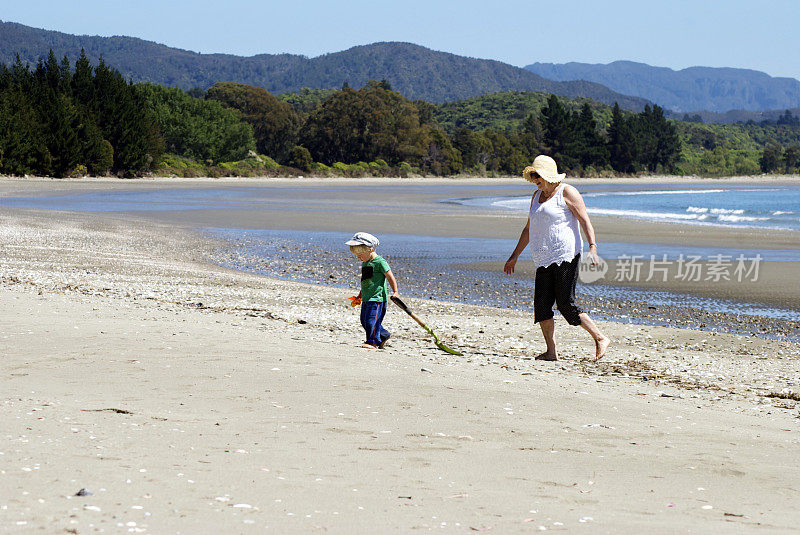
[450,184,800,231]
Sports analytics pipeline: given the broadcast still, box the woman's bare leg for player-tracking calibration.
[536,318,558,361]
[579,313,610,360]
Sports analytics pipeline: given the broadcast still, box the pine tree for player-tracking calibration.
[607,103,636,173]
[72,50,94,107]
[0,89,48,175]
[565,103,609,171]
[539,94,576,169]
[652,105,681,172]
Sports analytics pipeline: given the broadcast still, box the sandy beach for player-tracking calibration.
[2,177,800,533]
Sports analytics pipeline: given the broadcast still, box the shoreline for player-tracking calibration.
[2,201,800,533]
[2,176,798,325]
[2,173,800,183]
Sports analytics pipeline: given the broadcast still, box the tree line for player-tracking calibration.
[4,50,781,179]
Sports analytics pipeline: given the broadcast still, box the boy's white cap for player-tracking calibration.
[345,232,380,247]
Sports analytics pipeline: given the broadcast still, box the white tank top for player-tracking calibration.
[528,184,583,268]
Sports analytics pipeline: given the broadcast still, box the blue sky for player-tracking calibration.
[2,0,798,80]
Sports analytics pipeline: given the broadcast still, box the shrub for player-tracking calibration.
[288,145,313,172]
[398,161,413,177]
[70,164,88,177]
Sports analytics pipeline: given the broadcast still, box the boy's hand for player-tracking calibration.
[349,296,362,307]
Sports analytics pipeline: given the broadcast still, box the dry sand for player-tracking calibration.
[1,178,800,533]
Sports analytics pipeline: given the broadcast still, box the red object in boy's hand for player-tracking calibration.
[348,296,362,307]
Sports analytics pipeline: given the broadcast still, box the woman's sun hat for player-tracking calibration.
[523,155,566,183]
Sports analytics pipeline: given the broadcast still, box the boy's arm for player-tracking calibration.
[384,270,399,296]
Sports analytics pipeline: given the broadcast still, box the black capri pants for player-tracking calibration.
[533,254,583,326]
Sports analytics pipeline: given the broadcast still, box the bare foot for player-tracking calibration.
[594,336,610,361]
[534,351,558,361]
[361,343,377,349]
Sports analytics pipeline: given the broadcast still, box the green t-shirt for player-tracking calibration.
[361,255,391,302]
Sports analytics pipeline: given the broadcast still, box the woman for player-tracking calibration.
[504,155,610,361]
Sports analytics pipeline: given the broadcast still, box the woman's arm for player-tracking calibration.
[504,215,531,274]
[563,185,599,264]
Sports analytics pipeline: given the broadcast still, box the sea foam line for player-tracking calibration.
[687,206,745,215]
[587,208,705,220]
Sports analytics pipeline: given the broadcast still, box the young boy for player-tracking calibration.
[346,232,398,349]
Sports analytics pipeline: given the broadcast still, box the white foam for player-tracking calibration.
[717,214,770,222]
[491,198,531,210]
[689,207,746,215]
[587,208,704,220]
[710,208,745,215]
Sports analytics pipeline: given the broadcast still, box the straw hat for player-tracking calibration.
[523,155,566,183]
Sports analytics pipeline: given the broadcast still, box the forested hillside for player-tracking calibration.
[433,90,800,176]
[434,92,615,133]
[0,20,649,108]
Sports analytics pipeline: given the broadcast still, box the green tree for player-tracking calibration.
[288,145,313,172]
[453,127,490,170]
[92,59,162,173]
[630,104,680,172]
[759,143,783,173]
[71,50,94,108]
[421,127,462,175]
[0,89,49,175]
[566,103,609,171]
[783,145,800,172]
[207,82,301,162]
[539,94,577,169]
[482,129,524,174]
[414,99,437,126]
[31,52,80,176]
[277,88,337,115]
[140,84,254,163]
[521,112,542,140]
[300,82,426,166]
[607,103,636,173]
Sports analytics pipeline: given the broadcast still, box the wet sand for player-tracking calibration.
[1,177,800,533]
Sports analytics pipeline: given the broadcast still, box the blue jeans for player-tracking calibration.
[360,300,390,346]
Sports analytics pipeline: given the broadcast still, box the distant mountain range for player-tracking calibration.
[525,60,800,113]
[5,20,799,120]
[0,20,649,109]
